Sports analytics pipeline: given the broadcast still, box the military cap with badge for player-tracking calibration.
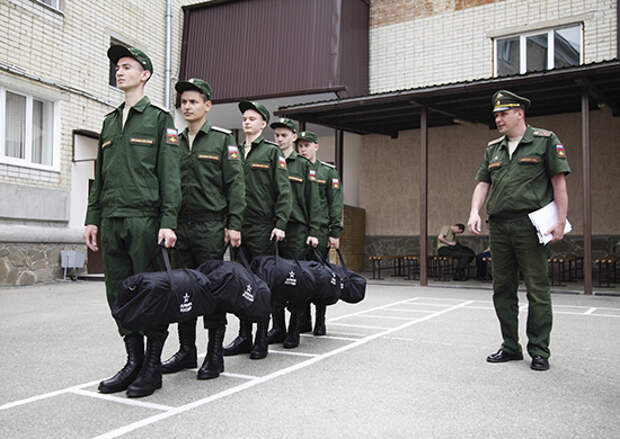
[492,90,531,112]
[239,100,270,123]
[175,78,213,100]
[295,131,319,143]
[270,117,298,133]
[107,45,153,76]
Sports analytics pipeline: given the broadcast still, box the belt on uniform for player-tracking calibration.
[489,211,530,221]
[178,211,225,224]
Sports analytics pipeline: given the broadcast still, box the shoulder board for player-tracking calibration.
[487,135,505,147]
[264,140,279,147]
[533,129,553,137]
[149,103,171,114]
[298,155,311,163]
[320,160,335,168]
[211,126,232,135]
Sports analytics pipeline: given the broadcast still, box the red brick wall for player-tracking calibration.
[370,0,504,28]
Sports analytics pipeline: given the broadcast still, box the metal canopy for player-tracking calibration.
[275,60,620,137]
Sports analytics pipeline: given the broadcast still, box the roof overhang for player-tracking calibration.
[275,60,620,137]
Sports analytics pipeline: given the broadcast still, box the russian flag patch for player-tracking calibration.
[556,144,566,158]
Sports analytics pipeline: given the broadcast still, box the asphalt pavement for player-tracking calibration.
[1,280,619,438]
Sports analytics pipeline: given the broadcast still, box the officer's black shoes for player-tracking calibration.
[267,310,286,344]
[250,320,269,360]
[162,319,197,374]
[530,355,550,371]
[198,326,226,379]
[127,335,167,398]
[486,349,524,363]
[98,334,144,394]
[313,305,327,336]
[223,320,253,356]
[300,304,312,333]
[283,311,300,349]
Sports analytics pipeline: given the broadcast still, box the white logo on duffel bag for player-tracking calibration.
[242,284,255,302]
[180,292,193,313]
[284,270,297,286]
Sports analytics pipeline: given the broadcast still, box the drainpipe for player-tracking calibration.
[164,0,173,111]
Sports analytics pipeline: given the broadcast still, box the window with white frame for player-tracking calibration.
[1,87,56,169]
[37,0,60,10]
[494,24,582,77]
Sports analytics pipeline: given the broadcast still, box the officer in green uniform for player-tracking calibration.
[222,101,292,360]
[160,78,245,380]
[84,46,181,397]
[468,90,570,371]
[268,118,321,349]
[297,131,344,336]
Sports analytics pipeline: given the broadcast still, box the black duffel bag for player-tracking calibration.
[302,246,342,306]
[251,241,316,312]
[112,244,217,331]
[196,246,271,323]
[328,249,366,304]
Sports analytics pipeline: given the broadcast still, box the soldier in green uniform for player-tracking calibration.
[160,78,245,380]
[268,118,321,349]
[467,90,570,371]
[84,46,181,397]
[297,131,344,336]
[222,101,292,360]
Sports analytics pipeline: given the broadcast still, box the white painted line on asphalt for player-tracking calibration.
[464,305,495,311]
[584,307,596,315]
[382,336,454,346]
[269,349,317,358]
[327,297,421,322]
[92,299,474,439]
[70,389,173,411]
[328,322,392,330]
[563,312,620,318]
[383,307,438,313]
[361,314,415,320]
[0,380,101,411]
[320,331,367,338]
[405,302,456,307]
[220,372,259,380]
[301,334,359,341]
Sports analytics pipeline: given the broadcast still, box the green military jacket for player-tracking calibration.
[475,125,571,218]
[179,121,245,231]
[85,96,181,229]
[312,160,343,238]
[241,135,291,230]
[285,150,321,236]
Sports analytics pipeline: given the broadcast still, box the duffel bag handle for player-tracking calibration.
[158,240,174,287]
[335,248,348,271]
[219,241,231,260]
[306,244,327,265]
[236,246,252,270]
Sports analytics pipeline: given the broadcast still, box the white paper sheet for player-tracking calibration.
[528,201,572,245]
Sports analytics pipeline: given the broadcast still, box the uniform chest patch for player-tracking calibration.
[518,157,541,164]
[228,145,239,160]
[166,128,178,145]
[251,163,270,169]
[102,140,112,149]
[309,170,317,181]
[556,144,566,158]
[289,175,303,183]
[332,178,340,189]
[488,162,502,170]
[198,154,219,161]
[278,156,287,169]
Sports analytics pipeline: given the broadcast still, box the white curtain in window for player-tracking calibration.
[5,92,26,159]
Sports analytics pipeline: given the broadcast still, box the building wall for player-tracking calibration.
[0,0,204,285]
[359,109,620,239]
[369,0,618,92]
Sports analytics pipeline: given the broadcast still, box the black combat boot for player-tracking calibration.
[250,320,269,360]
[313,304,327,336]
[161,318,197,374]
[126,332,167,398]
[267,310,286,344]
[222,320,253,356]
[299,303,313,333]
[197,326,226,379]
[283,311,300,349]
[98,334,144,394]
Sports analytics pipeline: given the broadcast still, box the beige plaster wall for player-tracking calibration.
[359,110,620,237]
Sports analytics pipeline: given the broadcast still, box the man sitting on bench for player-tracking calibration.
[437,223,475,281]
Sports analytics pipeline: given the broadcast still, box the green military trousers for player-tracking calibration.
[241,222,275,261]
[100,216,166,337]
[176,218,227,328]
[489,216,552,359]
[281,222,310,260]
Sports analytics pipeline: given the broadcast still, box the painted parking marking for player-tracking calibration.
[0,379,100,411]
[362,314,416,320]
[93,299,474,439]
[328,322,393,330]
[300,334,359,341]
[269,349,317,358]
[69,389,174,411]
[584,307,596,315]
[219,372,259,380]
